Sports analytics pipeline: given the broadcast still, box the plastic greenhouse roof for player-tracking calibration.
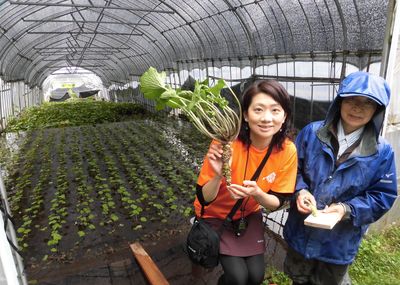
[0,0,390,87]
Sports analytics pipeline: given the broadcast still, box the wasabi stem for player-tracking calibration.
[221,143,232,185]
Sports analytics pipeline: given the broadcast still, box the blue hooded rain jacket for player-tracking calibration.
[283,72,398,265]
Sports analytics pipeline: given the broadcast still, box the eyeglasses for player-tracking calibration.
[342,97,377,110]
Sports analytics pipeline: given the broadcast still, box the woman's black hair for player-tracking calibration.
[238,79,293,150]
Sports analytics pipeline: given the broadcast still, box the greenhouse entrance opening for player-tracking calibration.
[42,68,105,102]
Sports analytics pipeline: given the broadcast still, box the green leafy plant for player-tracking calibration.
[5,100,148,132]
[140,67,242,184]
[350,225,400,284]
[263,266,290,285]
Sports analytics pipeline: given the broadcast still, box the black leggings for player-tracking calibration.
[218,254,265,285]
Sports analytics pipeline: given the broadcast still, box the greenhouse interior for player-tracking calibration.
[0,0,399,284]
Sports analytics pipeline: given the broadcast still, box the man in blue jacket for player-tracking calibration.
[283,71,398,285]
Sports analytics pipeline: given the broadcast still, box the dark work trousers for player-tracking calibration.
[284,246,351,285]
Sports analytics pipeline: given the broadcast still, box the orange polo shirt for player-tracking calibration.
[194,138,297,220]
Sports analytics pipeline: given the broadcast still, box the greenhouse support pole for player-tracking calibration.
[177,61,182,87]
[205,60,209,84]
[310,53,315,122]
[17,82,22,114]
[10,83,14,117]
[368,0,400,234]
[0,171,28,285]
[0,80,4,130]
[380,0,397,78]
[381,0,399,136]
[0,211,19,285]
[292,56,296,126]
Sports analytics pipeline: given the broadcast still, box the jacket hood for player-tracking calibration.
[324,71,391,138]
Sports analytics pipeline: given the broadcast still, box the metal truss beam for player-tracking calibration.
[27,31,143,36]
[209,74,341,83]
[22,19,150,26]
[46,65,103,68]
[38,51,114,55]
[8,1,174,13]
[33,46,130,50]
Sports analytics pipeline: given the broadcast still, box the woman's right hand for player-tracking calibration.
[206,142,224,178]
[296,189,317,214]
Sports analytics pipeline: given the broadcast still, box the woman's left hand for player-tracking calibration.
[321,203,346,220]
[227,180,262,199]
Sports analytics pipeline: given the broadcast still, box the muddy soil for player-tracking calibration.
[27,227,286,285]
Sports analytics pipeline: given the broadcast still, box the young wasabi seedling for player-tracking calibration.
[304,197,318,217]
[139,67,242,185]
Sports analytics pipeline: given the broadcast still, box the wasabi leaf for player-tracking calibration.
[139,67,167,101]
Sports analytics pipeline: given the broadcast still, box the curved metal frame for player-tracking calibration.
[0,0,390,87]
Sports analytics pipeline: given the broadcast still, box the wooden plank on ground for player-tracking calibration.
[130,242,169,285]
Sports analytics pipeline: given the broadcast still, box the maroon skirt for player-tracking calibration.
[203,210,265,257]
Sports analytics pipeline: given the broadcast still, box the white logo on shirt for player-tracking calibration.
[263,172,276,183]
[385,173,394,178]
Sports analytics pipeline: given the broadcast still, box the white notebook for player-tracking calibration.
[304,211,341,230]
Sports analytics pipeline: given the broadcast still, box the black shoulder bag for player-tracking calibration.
[186,145,273,268]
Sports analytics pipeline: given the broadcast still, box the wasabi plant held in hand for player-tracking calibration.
[139,67,242,184]
[304,197,318,217]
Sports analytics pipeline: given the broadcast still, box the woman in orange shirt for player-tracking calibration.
[194,80,297,285]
